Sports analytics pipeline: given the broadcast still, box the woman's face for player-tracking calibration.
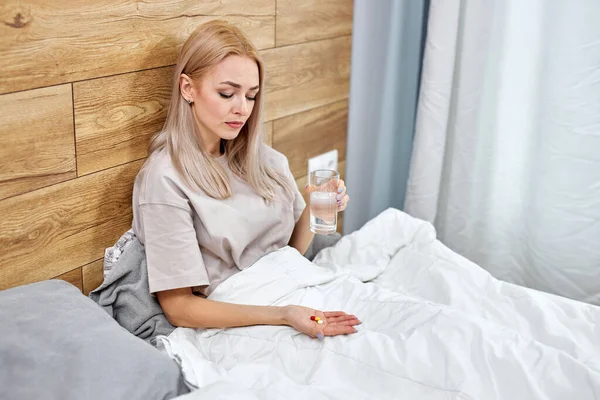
[183,55,260,152]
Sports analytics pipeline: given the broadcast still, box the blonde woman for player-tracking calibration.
[132,21,356,341]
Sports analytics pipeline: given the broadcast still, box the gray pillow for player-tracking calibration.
[0,279,189,400]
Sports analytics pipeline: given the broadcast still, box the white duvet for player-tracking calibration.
[159,209,600,400]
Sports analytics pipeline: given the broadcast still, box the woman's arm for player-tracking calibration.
[157,287,360,339]
[157,287,286,328]
[288,207,314,255]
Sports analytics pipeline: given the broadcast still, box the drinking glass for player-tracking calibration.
[309,169,339,235]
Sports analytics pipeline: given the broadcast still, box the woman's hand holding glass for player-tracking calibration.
[306,172,350,235]
[334,179,350,212]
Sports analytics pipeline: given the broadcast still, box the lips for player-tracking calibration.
[225,121,244,129]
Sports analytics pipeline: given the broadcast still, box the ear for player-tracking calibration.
[179,73,195,102]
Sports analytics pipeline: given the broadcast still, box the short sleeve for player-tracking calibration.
[281,157,306,223]
[292,182,307,222]
[139,203,209,293]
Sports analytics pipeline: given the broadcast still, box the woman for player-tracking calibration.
[132,20,357,341]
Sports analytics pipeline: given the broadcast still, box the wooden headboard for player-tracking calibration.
[0,0,352,294]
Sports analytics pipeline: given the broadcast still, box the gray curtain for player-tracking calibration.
[344,0,428,234]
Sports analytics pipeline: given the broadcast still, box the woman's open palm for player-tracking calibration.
[283,305,360,340]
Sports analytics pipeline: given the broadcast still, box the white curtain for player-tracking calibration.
[344,0,427,234]
[404,0,600,304]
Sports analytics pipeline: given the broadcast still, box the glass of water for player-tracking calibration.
[309,169,339,235]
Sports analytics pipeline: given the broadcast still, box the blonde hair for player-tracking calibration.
[147,20,294,200]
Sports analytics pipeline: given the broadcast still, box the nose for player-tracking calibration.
[233,97,250,117]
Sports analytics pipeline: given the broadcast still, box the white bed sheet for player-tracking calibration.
[160,208,600,400]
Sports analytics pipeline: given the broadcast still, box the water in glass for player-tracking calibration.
[309,169,339,235]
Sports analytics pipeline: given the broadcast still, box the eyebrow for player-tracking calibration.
[220,81,259,90]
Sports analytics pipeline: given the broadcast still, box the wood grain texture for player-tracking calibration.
[0,1,275,94]
[262,35,351,121]
[276,0,353,46]
[74,67,173,176]
[82,259,104,296]
[55,268,83,292]
[0,85,76,200]
[273,99,348,178]
[0,0,354,290]
[75,66,275,176]
[0,160,143,291]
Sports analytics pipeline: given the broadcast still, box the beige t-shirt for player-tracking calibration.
[131,145,306,296]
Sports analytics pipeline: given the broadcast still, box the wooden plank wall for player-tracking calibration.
[0,0,353,294]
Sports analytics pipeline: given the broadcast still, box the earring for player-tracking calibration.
[186,98,193,105]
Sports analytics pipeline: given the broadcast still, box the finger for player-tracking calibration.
[330,178,340,191]
[307,182,338,193]
[335,185,346,201]
[338,194,349,211]
[325,314,359,322]
[327,319,360,326]
[323,311,350,318]
[327,317,361,326]
[304,319,324,340]
[337,193,348,208]
[314,325,325,341]
[324,324,358,336]
[328,316,361,324]
[314,179,338,192]
[306,183,332,193]
[312,311,327,340]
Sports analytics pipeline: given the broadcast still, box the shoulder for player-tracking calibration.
[260,144,291,171]
[135,149,189,207]
[138,149,181,186]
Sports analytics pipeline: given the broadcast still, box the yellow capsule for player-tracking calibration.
[314,317,321,321]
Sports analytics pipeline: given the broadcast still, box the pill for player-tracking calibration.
[310,316,316,321]
[315,317,321,321]
[318,320,324,324]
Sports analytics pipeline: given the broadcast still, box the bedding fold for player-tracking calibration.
[160,208,600,399]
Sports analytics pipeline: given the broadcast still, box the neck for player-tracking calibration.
[204,137,221,157]
[192,109,222,157]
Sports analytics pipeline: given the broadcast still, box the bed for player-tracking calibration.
[153,208,600,399]
[3,208,599,399]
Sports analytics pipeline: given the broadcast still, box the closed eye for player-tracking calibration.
[220,92,256,101]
